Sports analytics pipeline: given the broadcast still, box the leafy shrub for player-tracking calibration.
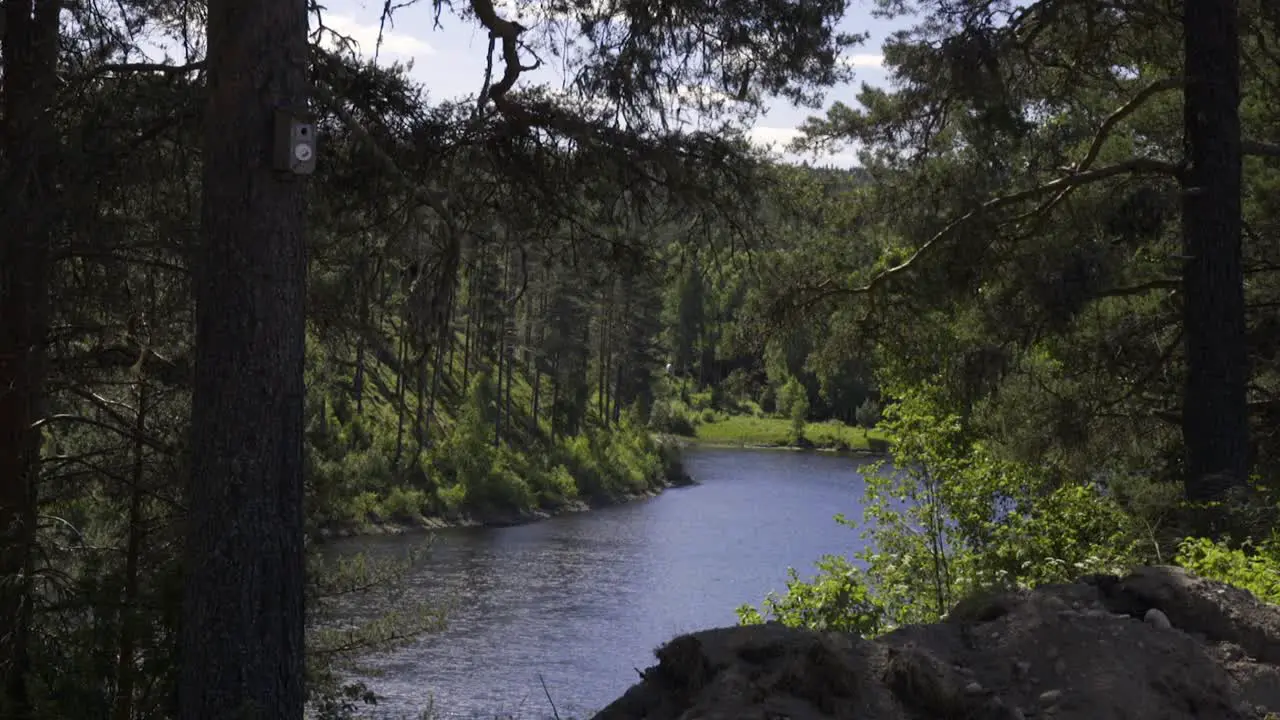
[722,368,760,405]
[739,382,1146,633]
[736,556,885,636]
[758,386,777,414]
[350,491,381,523]
[380,487,427,523]
[436,483,466,514]
[540,464,580,504]
[655,438,688,483]
[776,375,804,418]
[649,399,697,436]
[855,398,882,428]
[488,451,536,508]
[1176,535,1280,604]
[786,381,809,444]
[688,389,715,410]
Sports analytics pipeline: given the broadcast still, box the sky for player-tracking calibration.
[318,0,911,167]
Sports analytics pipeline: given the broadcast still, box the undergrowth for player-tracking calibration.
[737,382,1280,635]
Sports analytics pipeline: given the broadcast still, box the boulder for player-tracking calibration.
[592,566,1280,720]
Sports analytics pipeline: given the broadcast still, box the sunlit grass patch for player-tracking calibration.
[693,415,887,451]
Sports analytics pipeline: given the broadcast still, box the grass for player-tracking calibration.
[692,415,888,452]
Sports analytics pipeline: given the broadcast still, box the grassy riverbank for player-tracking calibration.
[314,472,693,539]
[692,415,889,452]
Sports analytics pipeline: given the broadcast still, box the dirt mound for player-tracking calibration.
[592,566,1280,720]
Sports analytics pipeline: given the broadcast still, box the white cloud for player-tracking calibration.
[674,83,735,107]
[839,53,884,69]
[747,125,860,168]
[322,13,435,59]
[747,125,802,150]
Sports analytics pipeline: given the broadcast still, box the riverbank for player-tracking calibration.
[690,415,890,453]
[313,472,697,540]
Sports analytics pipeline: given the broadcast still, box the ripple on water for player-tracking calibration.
[325,447,879,719]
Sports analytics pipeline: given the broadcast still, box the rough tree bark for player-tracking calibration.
[1180,0,1249,504]
[0,2,60,716]
[179,0,309,715]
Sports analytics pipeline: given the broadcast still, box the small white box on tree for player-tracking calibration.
[273,108,316,175]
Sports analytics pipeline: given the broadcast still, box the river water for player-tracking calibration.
[324,447,876,719]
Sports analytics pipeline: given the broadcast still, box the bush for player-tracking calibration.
[739,382,1146,633]
[649,399,697,436]
[350,491,381,523]
[736,556,885,636]
[537,464,579,505]
[381,487,427,523]
[785,379,809,444]
[721,369,758,405]
[758,385,777,414]
[1175,535,1280,604]
[436,483,466,514]
[487,451,536,508]
[688,389,715,410]
[855,398,882,428]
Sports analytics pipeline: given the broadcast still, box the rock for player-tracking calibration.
[1145,607,1172,629]
[592,566,1280,720]
[1109,566,1280,666]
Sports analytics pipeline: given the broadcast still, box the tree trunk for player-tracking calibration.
[180,0,308,714]
[393,319,408,467]
[415,350,427,454]
[613,359,625,425]
[0,2,60,716]
[1181,0,1249,505]
[550,357,561,440]
[113,373,148,720]
[504,316,514,443]
[531,355,542,433]
[426,337,446,443]
[463,294,474,389]
[353,253,372,413]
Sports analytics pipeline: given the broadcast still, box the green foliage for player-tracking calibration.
[1175,536,1280,604]
[693,414,882,450]
[735,556,885,635]
[648,398,699,436]
[855,398,881,428]
[559,414,670,498]
[740,385,1145,633]
[788,385,810,444]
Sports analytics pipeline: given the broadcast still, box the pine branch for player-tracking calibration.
[1011,77,1183,225]
[1243,139,1280,158]
[818,156,1180,298]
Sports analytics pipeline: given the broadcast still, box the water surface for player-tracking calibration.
[326,447,875,719]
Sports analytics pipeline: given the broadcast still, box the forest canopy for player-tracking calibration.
[3,0,1280,716]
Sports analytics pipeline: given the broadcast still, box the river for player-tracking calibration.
[323,446,877,719]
